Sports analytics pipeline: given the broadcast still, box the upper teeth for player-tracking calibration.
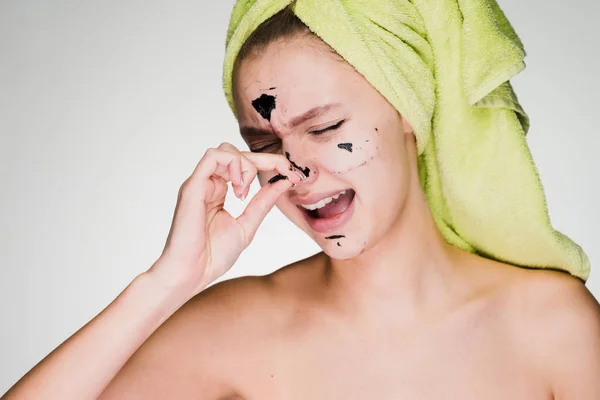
[300,190,346,211]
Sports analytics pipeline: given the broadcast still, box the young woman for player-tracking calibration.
[4,3,599,400]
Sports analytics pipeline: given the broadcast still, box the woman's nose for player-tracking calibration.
[282,148,317,183]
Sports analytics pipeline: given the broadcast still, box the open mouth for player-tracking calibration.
[298,189,356,220]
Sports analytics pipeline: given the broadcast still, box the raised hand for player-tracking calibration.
[148,142,306,297]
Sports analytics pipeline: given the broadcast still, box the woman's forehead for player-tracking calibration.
[236,84,347,131]
[234,42,360,123]
[236,38,351,94]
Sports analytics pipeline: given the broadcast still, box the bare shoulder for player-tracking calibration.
[505,268,600,398]
[166,250,324,354]
[188,250,325,321]
[100,256,322,399]
[506,268,600,330]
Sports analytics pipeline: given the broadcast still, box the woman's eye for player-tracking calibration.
[311,119,346,135]
[250,142,281,153]
[250,120,346,151]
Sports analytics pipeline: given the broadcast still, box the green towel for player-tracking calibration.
[222,0,590,282]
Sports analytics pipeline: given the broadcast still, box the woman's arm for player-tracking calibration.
[2,144,304,399]
[2,270,191,399]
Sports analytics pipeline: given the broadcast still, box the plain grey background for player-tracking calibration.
[1,0,598,394]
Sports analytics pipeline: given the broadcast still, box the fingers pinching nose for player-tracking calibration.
[291,170,307,181]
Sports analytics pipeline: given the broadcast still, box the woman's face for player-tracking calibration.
[233,34,415,258]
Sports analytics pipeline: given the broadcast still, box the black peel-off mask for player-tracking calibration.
[285,151,310,178]
[337,143,353,152]
[325,127,380,175]
[251,94,277,121]
[268,174,288,184]
[325,235,345,247]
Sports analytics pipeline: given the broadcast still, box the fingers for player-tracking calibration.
[235,176,294,244]
[189,144,248,201]
[233,152,310,245]
[215,143,248,198]
[241,151,299,175]
[188,143,305,202]
[178,142,308,248]
[217,145,306,199]
[216,144,305,200]
[241,151,307,193]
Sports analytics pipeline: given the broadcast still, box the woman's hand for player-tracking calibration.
[147,142,305,298]
[1,142,305,400]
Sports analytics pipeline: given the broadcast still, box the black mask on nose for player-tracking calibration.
[285,151,311,178]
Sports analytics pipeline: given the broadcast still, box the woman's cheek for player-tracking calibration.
[312,128,380,175]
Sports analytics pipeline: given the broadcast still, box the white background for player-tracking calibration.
[1,0,598,394]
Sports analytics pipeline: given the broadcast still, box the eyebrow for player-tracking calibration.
[289,103,342,127]
[240,103,342,138]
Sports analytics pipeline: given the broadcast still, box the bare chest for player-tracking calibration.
[229,306,551,399]
[257,343,549,399]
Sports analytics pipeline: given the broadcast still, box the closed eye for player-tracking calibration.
[250,119,346,151]
[310,119,346,135]
[250,141,281,153]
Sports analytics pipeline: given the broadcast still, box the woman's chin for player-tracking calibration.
[317,234,369,260]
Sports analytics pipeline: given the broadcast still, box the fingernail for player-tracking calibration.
[241,193,246,201]
[292,170,306,181]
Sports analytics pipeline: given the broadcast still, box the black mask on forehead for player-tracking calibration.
[251,94,277,121]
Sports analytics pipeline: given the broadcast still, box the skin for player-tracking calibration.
[129,33,598,399]
[4,33,600,400]
[237,39,403,258]
[227,34,600,398]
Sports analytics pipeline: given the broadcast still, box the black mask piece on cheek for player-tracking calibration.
[251,94,277,121]
[337,143,353,152]
[285,152,311,177]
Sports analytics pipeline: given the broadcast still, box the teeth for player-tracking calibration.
[301,190,346,211]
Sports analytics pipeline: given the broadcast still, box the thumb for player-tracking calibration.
[235,177,293,245]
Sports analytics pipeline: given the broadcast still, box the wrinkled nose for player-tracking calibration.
[269,114,319,186]
[281,145,318,186]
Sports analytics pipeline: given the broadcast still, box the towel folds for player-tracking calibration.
[222,0,590,281]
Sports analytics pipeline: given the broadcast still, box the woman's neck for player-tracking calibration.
[323,184,472,324]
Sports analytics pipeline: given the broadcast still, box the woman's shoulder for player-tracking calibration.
[501,266,597,322]
[457,254,598,345]
[474,258,597,328]
[185,251,326,328]
[500,266,600,395]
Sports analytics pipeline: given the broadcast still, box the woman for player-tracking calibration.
[4,2,599,399]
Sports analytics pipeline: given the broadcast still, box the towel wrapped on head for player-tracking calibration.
[222,0,590,281]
